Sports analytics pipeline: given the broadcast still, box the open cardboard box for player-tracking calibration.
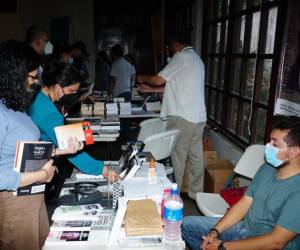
[204,159,234,193]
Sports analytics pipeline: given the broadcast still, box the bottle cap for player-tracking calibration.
[171,183,178,195]
[149,158,155,168]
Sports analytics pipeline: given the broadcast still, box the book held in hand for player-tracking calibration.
[54,122,94,150]
[13,141,53,196]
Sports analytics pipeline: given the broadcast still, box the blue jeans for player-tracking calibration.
[182,216,250,250]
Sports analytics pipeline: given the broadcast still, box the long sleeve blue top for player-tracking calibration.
[27,91,103,175]
[0,101,41,190]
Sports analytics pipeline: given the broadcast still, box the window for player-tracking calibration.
[203,0,283,145]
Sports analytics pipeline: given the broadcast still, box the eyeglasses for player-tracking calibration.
[28,74,40,84]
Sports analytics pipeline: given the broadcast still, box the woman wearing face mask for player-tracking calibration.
[0,41,56,250]
[27,62,118,179]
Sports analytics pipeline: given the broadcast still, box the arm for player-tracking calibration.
[137,83,165,93]
[136,74,166,86]
[215,195,253,233]
[202,195,253,250]
[34,110,103,175]
[203,225,297,250]
[20,159,56,186]
[108,76,116,96]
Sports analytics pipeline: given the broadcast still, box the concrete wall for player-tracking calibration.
[206,129,244,166]
[0,0,96,81]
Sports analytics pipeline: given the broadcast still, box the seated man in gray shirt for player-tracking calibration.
[182,115,300,250]
[109,44,135,101]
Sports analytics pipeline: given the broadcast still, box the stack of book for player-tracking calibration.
[92,118,120,139]
[45,204,114,246]
[119,102,132,115]
[117,199,163,247]
[93,102,105,116]
[105,103,118,115]
[81,103,93,116]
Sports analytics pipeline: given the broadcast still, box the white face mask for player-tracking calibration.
[44,41,53,55]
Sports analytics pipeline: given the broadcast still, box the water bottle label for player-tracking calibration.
[163,207,183,222]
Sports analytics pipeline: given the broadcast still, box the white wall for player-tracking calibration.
[206,129,244,165]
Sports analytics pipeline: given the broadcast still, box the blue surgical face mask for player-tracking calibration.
[68,57,74,64]
[265,143,288,168]
[44,41,53,55]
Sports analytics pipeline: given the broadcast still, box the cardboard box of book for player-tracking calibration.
[204,159,234,193]
[181,151,218,193]
[203,137,213,151]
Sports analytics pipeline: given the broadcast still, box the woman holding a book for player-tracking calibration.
[0,41,57,250]
[27,61,119,180]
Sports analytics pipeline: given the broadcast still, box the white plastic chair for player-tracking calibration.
[137,117,168,142]
[196,144,265,217]
[143,129,180,161]
[142,129,180,179]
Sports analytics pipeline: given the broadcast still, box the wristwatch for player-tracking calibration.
[218,241,227,250]
[208,228,220,238]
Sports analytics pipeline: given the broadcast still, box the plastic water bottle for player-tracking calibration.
[163,183,183,242]
[161,188,171,218]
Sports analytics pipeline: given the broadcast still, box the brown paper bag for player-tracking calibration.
[125,199,163,236]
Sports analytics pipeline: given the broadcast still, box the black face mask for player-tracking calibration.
[59,92,78,110]
[26,82,41,101]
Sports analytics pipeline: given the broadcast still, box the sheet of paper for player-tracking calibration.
[122,177,172,198]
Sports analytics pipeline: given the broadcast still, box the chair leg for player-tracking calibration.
[168,157,176,183]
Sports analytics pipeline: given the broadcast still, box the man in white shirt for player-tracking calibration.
[109,44,135,101]
[137,33,207,199]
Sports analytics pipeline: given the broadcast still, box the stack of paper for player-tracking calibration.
[124,199,163,236]
[145,101,161,112]
[119,102,132,115]
[122,176,172,198]
[106,103,118,115]
[118,228,162,248]
[93,102,105,116]
[52,204,103,221]
[81,104,93,116]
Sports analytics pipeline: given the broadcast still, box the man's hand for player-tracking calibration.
[136,75,146,84]
[137,83,154,93]
[202,236,222,250]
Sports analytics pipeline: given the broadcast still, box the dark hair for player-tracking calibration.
[0,40,41,111]
[48,42,72,64]
[72,41,89,56]
[25,25,47,44]
[111,44,124,57]
[97,51,109,64]
[53,42,72,57]
[124,54,134,65]
[272,116,300,147]
[168,32,190,46]
[42,62,81,88]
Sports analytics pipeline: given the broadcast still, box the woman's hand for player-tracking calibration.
[53,137,84,156]
[102,166,120,182]
[40,159,57,182]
